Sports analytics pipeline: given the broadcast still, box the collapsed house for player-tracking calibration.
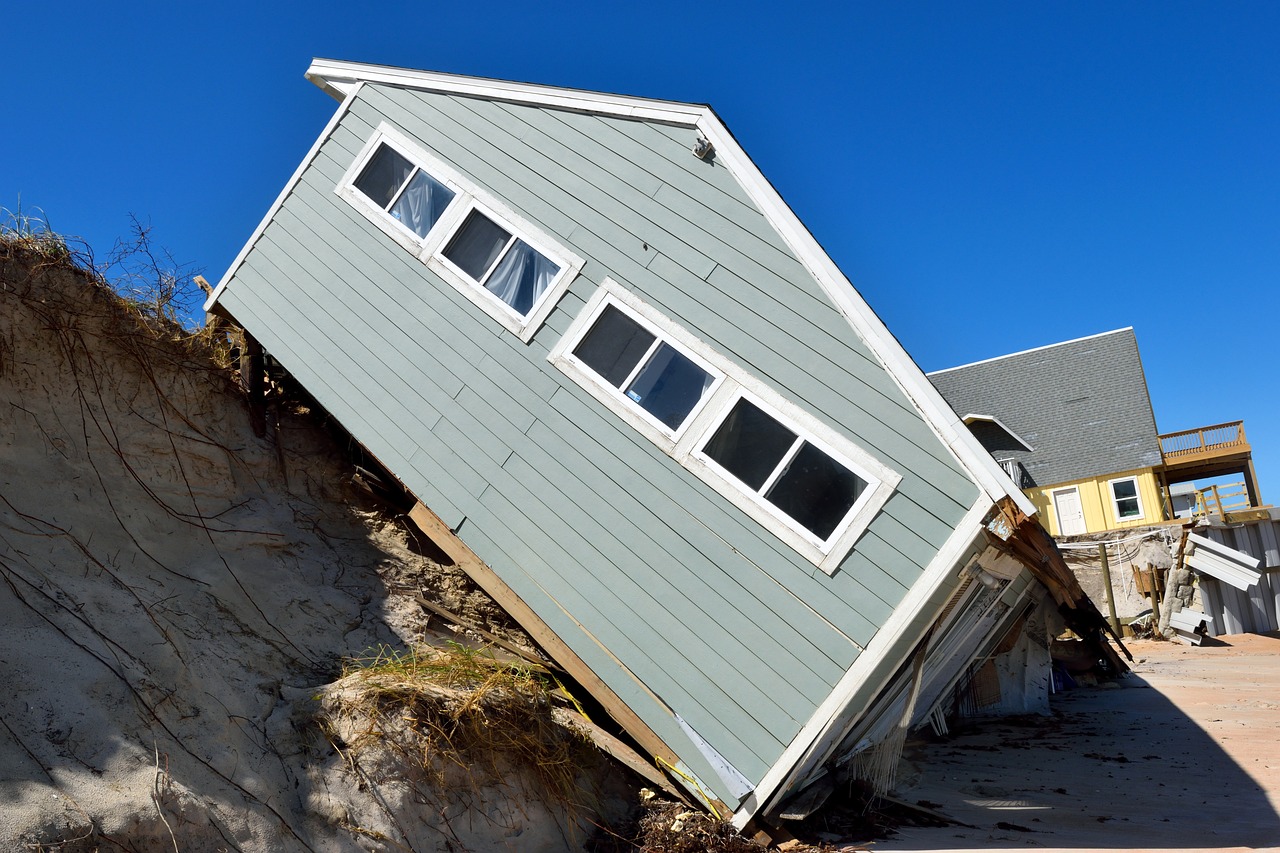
[204,59,1122,828]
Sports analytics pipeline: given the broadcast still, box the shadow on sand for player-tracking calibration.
[848,638,1280,850]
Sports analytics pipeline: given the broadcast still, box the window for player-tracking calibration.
[352,143,455,239]
[1109,476,1144,520]
[338,123,583,341]
[698,395,870,546]
[439,209,562,318]
[570,304,718,432]
[550,279,901,574]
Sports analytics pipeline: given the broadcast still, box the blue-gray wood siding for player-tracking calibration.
[215,83,981,797]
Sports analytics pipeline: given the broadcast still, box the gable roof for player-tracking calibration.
[928,328,1163,487]
[206,57,1033,522]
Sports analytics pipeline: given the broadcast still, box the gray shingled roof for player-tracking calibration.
[928,328,1163,488]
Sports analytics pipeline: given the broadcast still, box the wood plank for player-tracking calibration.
[551,708,687,801]
[413,593,556,672]
[406,501,726,811]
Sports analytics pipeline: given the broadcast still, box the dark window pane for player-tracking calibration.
[482,239,559,315]
[574,305,655,387]
[765,442,866,540]
[442,210,510,281]
[389,171,455,238]
[703,398,795,490]
[625,343,714,430]
[354,144,414,209]
[1112,480,1140,517]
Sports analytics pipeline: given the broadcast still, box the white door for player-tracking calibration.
[1052,487,1086,536]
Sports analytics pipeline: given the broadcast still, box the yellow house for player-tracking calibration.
[929,329,1265,536]
[1026,467,1165,537]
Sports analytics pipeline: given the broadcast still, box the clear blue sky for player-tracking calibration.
[7,2,1277,497]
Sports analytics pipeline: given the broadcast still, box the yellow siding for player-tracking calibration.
[1027,468,1165,535]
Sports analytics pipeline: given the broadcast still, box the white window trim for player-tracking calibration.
[1107,475,1145,521]
[336,121,583,342]
[550,279,901,575]
[686,386,896,573]
[549,283,726,452]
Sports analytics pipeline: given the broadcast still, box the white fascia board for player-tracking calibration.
[204,84,363,313]
[691,116,1037,519]
[305,58,709,125]
[732,494,993,828]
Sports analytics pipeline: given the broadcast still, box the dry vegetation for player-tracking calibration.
[319,642,595,810]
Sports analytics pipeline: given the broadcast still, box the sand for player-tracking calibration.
[856,633,1280,852]
[0,243,629,850]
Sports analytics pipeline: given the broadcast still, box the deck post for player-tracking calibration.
[1097,543,1120,635]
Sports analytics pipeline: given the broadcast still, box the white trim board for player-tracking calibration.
[306,58,709,125]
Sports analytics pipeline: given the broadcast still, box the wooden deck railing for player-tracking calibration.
[1194,481,1254,518]
[1159,421,1247,460]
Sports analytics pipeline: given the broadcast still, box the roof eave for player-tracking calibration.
[305,57,710,125]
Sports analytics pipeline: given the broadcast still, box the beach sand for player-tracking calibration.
[857,632,1280,852]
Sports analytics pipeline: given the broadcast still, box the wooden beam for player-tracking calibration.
[240,332,266,438]
[552,708,685,800]
[412,593,561,673]
[405,501,718,810]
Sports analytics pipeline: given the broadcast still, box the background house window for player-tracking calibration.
[1109,477,1144,520]
[353,143,455,239]
[702,397,867,542]
[572,303,716,431]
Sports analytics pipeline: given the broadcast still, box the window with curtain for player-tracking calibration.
[352,143,455,239]
[441,210,561,317]
[340,124,584,341]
